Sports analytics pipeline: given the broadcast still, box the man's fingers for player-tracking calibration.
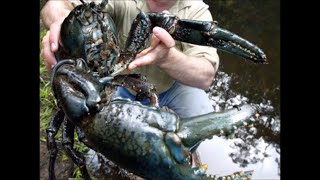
[49,22,62,52]
[41,48,56,71]
[150,34,161,48]
[129,26,175,70]
[153,27,175,48]
[136,34,160,58]
[41,31,57,71]
[41,22,62,71]
[128,52,157,70]
[136,47,152,58]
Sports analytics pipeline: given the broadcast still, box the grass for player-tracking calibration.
[40,29,56,132]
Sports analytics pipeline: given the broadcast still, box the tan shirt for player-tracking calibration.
[70,0,219,93]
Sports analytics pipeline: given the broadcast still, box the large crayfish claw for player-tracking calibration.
[146,12,267,64]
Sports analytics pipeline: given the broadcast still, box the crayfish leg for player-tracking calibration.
[62,120,92,179]
[46,110,65,180]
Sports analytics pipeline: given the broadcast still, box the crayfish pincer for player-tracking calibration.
[46,0,267,179]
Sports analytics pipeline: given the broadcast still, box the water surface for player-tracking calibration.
[199,0,280,179]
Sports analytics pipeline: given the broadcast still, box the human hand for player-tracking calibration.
[41,21,62,71]
[128,26,176,70]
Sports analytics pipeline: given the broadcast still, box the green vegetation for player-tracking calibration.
[40,29,56,132]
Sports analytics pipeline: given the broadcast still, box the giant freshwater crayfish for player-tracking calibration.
[46,0,267,179]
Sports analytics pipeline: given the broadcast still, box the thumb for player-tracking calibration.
[152,27,175,48]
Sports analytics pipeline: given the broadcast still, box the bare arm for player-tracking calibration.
[157,48,215,91]
[128,27,215,91]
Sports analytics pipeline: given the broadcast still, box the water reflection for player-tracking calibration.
[198,137,279,179]
[197,0,280,179]
[199,70,280,178]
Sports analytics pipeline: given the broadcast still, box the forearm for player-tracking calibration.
[40,0,74,29]
[157,48,216,90]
